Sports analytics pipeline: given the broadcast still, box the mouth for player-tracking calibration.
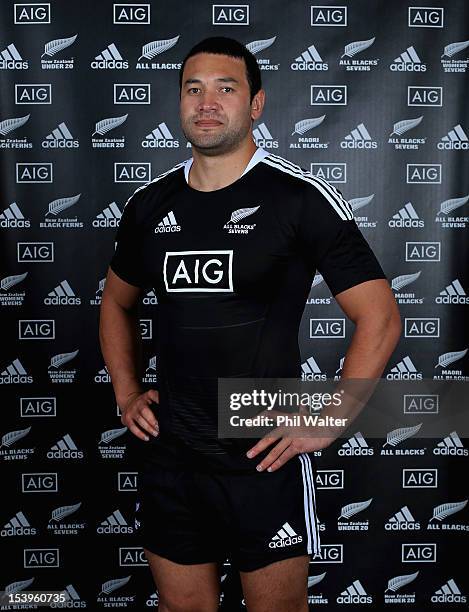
[194,120,223,127]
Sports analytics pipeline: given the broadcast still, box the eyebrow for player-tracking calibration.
[183,77,240,86]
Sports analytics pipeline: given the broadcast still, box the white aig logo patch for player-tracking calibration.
[223,205,259,234]
[163,250,233,292]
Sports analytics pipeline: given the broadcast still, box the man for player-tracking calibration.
[99,36,401,612]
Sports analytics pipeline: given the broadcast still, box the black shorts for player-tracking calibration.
[135,452,321,572]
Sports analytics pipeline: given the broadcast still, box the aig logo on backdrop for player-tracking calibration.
[14,3,51,24]
[113,3,150,24]
[408,7,444,28]
[311,5,347,26]
[164,251,233,292]
[311,85,347,105]
[15,84,51,105]
[212,5,249,25]
[114,84,150,104]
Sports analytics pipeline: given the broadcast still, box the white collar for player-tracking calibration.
[183,147,269,185]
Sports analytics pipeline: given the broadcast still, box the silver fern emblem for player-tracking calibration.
[46,194,81,217]
[341,37,375,58]
[435,349,468,368]
[245,37,276,55]
[383,423,422,447]
[48,350,79,369]
[0,114,30,135]
[93,114,128,136]
[390,116,423,136]
[42,34,78,58]
[147,356,157,372]
[291,115,325,136]
[441,40,469,58]
[391,271,421,291]
[49,502,82,523]
[138,36,180,61]
[226,205,260,224]
[386,571,419,593]
[100,576,131,595]
[437,195,469,215]
[429,500,468,521]
[307,573,326,588]
[99,427,127,444]
[1,426,31,448]
[1,271,28,291]
[339,498,373,519]
[97,278,106,293]
[349,194,374,212]
[5,578,35,594]
[311,272,324,288]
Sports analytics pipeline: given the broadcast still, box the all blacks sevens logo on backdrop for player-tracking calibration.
[163,250,233,292]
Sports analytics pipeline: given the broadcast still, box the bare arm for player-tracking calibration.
[99,268,159,440]
[335,278,402,377]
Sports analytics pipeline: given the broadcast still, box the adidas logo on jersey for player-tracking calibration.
[435,279,469,304]
[91,43,128,69]
[269,522,302,549]
[290,44,328,71]
[390,46,426,71]
[0,202,30,228]
[223,206,259,234]
[0,42,28,69]
[385,505,420,530]
[388,202,424,227]
[438,124,469,150]
[93,202,122,228]
[155,210,181,233]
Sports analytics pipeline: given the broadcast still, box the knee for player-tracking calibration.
[158,591,219,612]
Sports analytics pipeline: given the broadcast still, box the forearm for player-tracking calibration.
[341,309,402,378]
[99,296,144,408]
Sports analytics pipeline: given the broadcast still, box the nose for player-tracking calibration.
[197,91,220,113]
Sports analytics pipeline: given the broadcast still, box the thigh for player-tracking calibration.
[239,555,309,612]
[144,548,221,612]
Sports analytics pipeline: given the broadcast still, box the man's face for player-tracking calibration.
[180,52,263,155]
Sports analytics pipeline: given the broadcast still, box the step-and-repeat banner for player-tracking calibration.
[1,0,468,609]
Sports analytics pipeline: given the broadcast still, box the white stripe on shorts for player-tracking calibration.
[298,453,321,555]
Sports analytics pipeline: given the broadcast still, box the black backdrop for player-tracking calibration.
[1,0,468,609]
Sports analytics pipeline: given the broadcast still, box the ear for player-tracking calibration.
[251,89,265,121]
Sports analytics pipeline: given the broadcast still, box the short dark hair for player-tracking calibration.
[179,36,262,102]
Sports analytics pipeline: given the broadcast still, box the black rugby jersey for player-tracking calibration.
[109,148,387,473]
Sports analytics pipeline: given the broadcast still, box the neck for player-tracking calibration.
[188,137,258,192]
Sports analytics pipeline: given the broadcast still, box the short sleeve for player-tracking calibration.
[109,192,147,288]
[298,179,387,297]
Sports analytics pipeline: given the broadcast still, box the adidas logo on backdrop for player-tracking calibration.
[435,279,469,304]
[143,122,179,148]
[291,44,328,71]
[0,42,28,69]
[0,202,30,228]
[93,202,122,228]
[91,43,128,69]
[390,46,426,71]
[388,202,424,228]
